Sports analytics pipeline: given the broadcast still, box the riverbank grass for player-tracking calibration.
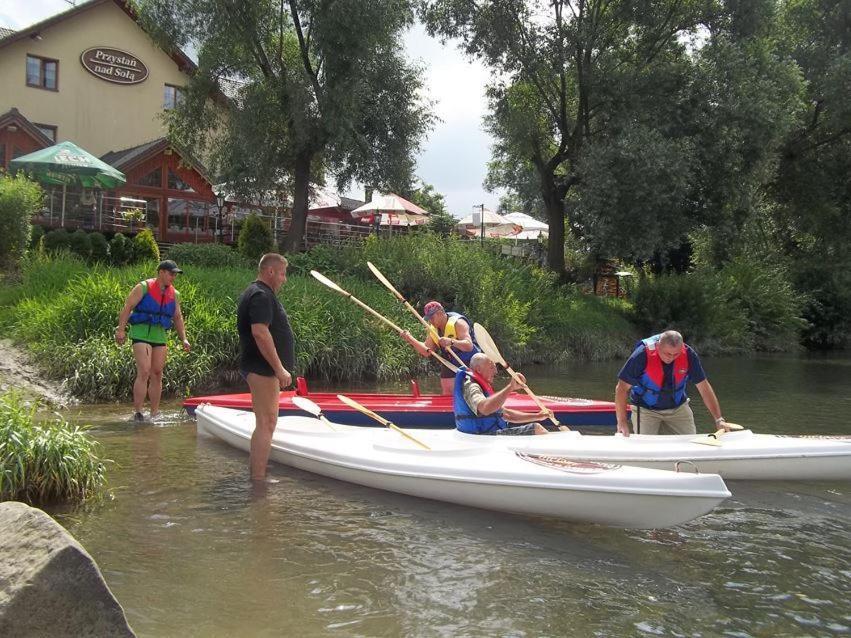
[0,392,109,504]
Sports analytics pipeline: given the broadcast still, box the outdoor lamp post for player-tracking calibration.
[215,192,224,242]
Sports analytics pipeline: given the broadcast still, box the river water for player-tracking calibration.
[54,355,851,637]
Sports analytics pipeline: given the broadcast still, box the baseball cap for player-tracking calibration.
[423,301,444,320]
[158,259,183,274]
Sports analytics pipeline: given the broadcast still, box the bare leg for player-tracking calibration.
[440,377,454,395]
[132,343,153,413]
[247,372,280,481]
[147,346,168,416]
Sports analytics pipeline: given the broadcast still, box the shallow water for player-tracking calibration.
[55,354,851,637]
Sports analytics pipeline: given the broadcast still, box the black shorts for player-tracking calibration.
[132,339,166,348]
[439,363,456,379]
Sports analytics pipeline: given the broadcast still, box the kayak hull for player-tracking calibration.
[465,430,851,481]
[195,405,729,529]
[184,379,619,428]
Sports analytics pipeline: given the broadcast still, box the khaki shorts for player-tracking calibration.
[630,400,696,435]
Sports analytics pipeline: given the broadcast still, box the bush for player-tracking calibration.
[29,225,45,251]
[43,228,72,254]
[166,242,250,269]
[238,213,274,261]
[632,259,804,354]
[109,233,132,265]
[132,228,160,263]
[0,173,41,269]
[89,231,109,262]
[0,391,108,504]
[68,228,92,260]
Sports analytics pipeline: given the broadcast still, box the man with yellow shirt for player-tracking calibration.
[401,300,481,395]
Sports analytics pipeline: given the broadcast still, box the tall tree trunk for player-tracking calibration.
[282,150,312,252]
[541,175,566,276]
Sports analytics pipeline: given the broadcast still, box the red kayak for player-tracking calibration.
[184,377,619,429]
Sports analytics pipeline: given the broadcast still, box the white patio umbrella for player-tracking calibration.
[351,192,430,226]
[456,208,522,238]
[504,212,549,239]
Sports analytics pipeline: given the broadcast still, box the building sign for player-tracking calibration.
[80,47,148,85]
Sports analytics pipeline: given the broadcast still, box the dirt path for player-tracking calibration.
[0,339,75,407]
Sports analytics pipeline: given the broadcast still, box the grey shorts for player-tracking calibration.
[494,423,538,436]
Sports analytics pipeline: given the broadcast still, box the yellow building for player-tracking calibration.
[0,0,222,243]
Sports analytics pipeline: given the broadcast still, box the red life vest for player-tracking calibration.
[630,335,690,408]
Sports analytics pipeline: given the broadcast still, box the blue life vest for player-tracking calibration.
[439,312,481,366]
[453,367,506,434]
[129,278,176,329]
[629,334,690,408]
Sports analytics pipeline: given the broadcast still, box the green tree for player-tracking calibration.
[132,228,160,263]
[424,0,805,272]
[0,173,42,269]
[139,0,434,252]
[407,181,456,236]
[238,213,274,261]
[769,0,851,348]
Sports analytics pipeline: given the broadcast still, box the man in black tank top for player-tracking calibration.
[236,253,294,481]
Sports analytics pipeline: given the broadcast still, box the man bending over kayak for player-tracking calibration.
[454,353,556,435]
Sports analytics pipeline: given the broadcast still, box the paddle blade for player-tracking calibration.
[725,422,744,431]
[310,270,345,294]
[367,261,403,299]
[472,322,508,367]
[691,429,726,446]
[292,396,322,417]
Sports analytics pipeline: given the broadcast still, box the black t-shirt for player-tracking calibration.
[236,280,295,377]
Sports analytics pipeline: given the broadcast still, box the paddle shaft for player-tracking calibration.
[367,262,466,367]
[337,395,431,450]
[502,363,560,426]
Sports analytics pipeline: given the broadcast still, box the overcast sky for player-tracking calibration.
[0,0,501,215]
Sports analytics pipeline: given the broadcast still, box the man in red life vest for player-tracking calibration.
[116,260,190,422]
[614,330,730,436]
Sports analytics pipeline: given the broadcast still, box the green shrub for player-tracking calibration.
[0,173,41,269]
[238,213,274,261]
[43,228,72,254]
[109,233,132,265]
[132,228,160,263]
[0,391,108,504]
[717,257,804,351]
[29,225,45,251]
[89,231,109,262]
[166,242,250,269]
[632,272,749,353]
[68,229,92,260]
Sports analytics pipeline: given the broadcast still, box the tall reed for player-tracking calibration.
[0,392,108,504]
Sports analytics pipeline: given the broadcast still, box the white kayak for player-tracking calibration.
[454,429,851,481]
[195,404,730,529]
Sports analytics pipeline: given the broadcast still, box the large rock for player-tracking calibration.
[0,501,135,637]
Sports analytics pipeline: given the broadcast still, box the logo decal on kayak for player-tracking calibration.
[516,452,620,473]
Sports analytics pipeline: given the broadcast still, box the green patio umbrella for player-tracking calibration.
[10,140,126,225]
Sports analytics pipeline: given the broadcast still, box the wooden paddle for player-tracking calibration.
[366,261,466,367]
[336,394,431,450]
[291,396,336,431]
[691,422,745,446]
[310,269,460,375]
[472,321,560,427]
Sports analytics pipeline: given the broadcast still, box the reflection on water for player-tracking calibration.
[56,355,851,637]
